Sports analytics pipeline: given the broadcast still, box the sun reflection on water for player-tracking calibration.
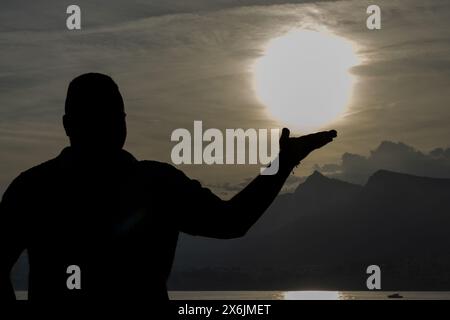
[283,291,341,300]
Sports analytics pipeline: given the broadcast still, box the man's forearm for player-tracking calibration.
[226,155,294,236]
[214,129,336,238]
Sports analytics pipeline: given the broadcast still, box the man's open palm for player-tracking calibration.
[279,128,337,168]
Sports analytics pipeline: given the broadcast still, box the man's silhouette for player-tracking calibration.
[0,73,336,304]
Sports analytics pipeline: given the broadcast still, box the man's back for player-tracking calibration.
[3,147,191,301]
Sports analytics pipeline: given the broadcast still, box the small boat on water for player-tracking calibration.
[388,293,403,299]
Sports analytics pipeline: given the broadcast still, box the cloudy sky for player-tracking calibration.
[1,0,450,196]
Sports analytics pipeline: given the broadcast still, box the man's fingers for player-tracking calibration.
[279,129,337,164]
[328,130,337,138]
[292,130,337,143]
[315,130,337,143]
[310,130,337,147]
[280,129,337,154]
[288,130,337,151]
[308,130,337,140]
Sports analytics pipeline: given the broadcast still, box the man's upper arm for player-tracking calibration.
[163,165,234,238]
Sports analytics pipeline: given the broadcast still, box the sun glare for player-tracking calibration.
[253,30,358,131]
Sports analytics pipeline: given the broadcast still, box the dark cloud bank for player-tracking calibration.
[208,140,450,197]
[316,140,450,185]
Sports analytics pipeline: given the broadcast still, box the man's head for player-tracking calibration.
[63,73,127,153]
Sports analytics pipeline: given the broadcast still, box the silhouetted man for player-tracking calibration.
[0,73,336,306]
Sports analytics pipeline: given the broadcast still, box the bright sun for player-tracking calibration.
[253,30,358,131]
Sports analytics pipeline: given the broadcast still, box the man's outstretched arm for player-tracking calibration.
[177,128,337,239]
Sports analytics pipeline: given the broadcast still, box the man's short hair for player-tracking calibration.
[65,73,124,117]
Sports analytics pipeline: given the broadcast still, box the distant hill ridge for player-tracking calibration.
[170,169,450,290]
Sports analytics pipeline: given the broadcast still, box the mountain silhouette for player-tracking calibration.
[169,169,450,290]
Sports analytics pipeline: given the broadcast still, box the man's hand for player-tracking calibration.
[279,128,337,170]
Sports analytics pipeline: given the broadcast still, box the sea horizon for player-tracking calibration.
[15,290,450,300]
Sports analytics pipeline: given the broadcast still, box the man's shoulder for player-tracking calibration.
[5,156,60,195]
[21,158,60,180]
[137,160,184,178]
